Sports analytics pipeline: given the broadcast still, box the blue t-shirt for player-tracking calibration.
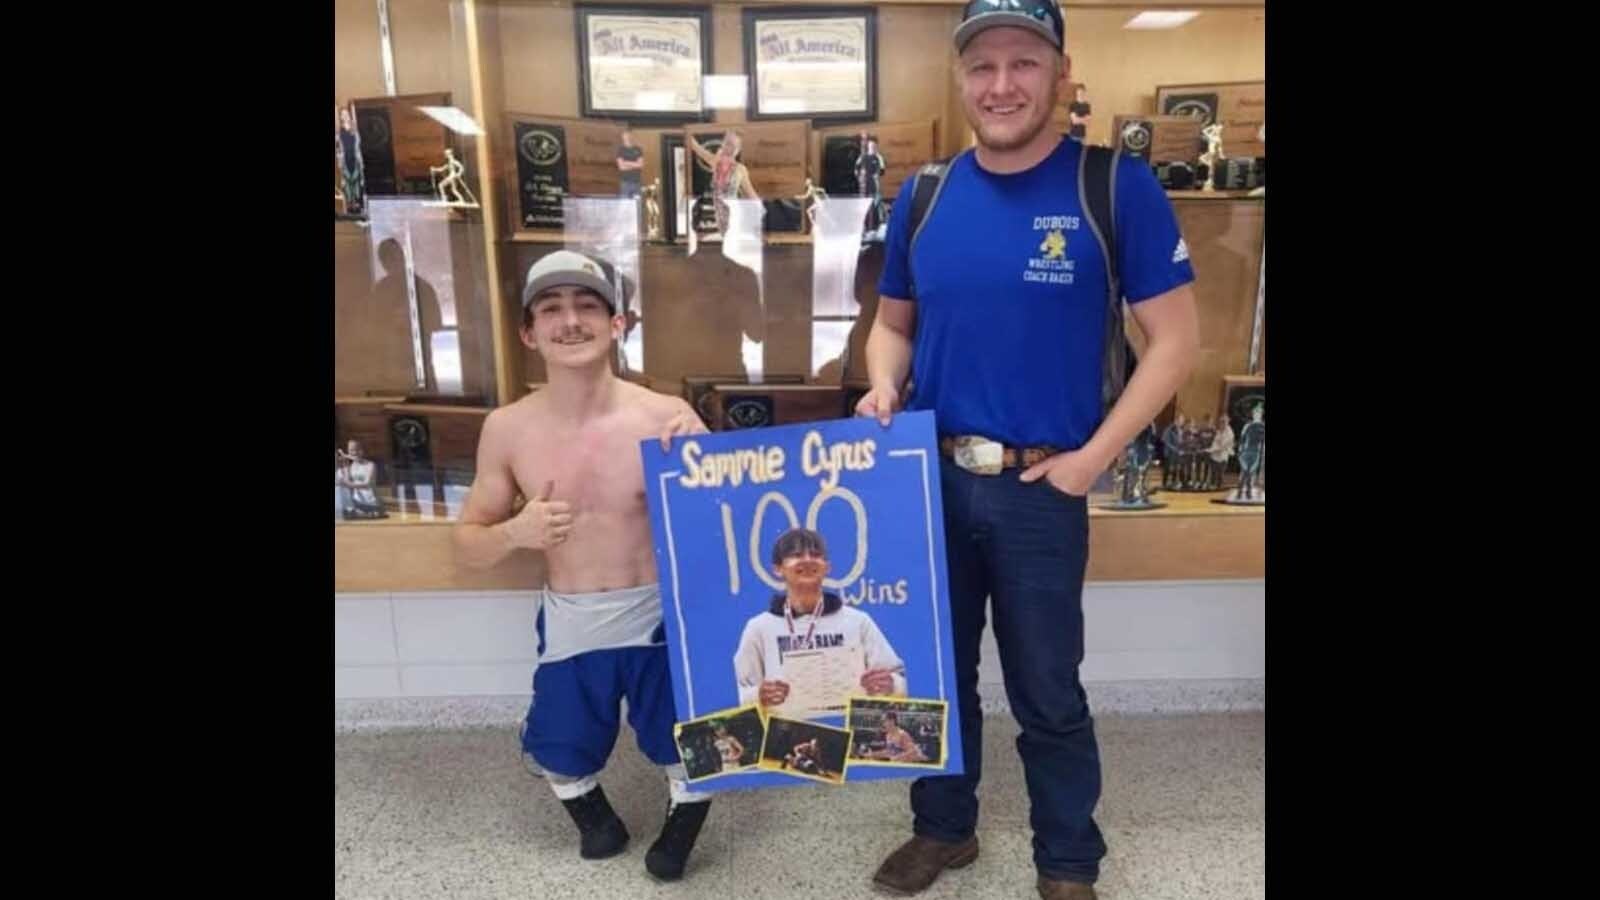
[878,138,1195,450]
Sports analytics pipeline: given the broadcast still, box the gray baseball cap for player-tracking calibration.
[954,0,1065,52]
[520,249,617,313]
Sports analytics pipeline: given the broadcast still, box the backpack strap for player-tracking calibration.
[905,153,966,297]
[908,159,951,252]
[1078,143,1135,417]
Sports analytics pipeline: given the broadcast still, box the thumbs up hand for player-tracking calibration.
[504,480,574,551]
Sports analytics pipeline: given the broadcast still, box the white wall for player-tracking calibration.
[336,580,1264,726]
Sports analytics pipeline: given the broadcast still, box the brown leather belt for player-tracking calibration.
[938,436,1058,473]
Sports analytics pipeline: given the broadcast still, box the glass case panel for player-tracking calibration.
[334,0,1266,525]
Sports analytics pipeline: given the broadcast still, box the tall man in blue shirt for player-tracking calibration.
[856,3,1200,898]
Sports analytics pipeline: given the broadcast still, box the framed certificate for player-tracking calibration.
[575,4,712,121]
[742,7,877,122]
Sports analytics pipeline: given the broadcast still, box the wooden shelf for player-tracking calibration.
[335,395,408,405]
[506,231,819,246]
[1088,508,1263,581]
[1088,487,1263,518]
[1166,190,1263,200]
[335,491,1262,592]
[336,521,546,594]
[380,403,491,417]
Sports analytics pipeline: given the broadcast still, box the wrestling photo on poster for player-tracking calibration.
[758,716,851,786]
[845,697,947,768]
[673,705,766,782]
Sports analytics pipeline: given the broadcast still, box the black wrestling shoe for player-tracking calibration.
[644,799,712,881]
[560,785,630,860]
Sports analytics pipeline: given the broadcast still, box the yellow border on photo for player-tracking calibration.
[672,702,767,783]
[757,714,852,785]
[841,695,949,773]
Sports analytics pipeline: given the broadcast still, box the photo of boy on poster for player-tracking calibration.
[734,527,907,718]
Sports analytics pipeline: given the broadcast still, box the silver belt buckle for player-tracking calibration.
[952,436,1004,476]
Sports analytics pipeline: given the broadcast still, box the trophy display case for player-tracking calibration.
[333,0,1267,590]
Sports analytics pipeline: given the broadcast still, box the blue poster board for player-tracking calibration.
[640,411,963,790]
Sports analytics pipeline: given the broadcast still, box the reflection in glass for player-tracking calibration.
[810,198,873,318]
[564,197,643,373]
[397,483,436,520]
[430,331,463,395]
[812,321,855,376]
[336,439,388,521]
[1249,239,1265,374]
[366,199,464,393]
[443,483,470,519]
[808,197,873,377]
[688,197,768,381]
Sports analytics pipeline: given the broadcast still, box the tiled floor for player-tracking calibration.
[336,712,1264,899]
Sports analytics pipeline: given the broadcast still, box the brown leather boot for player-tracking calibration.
[871,834,980,895]
[1036,875,1097,899]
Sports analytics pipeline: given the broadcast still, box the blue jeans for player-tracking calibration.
[911,460,1106,883]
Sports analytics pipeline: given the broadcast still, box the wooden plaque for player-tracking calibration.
[1111,115,1154,160]
[812,119,937,200]
[1151,115,1206,165]
[390,404,491,469]
[682,374,806,428]
[707,384,848,430]
[684,121,809,200]
[1156,81,1265,159]
[504,113,625,237]
[568,120,629,196]
[1113,114,1205,165]
[351,92,452,196]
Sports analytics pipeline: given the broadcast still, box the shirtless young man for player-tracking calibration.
[453,249,712,882]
